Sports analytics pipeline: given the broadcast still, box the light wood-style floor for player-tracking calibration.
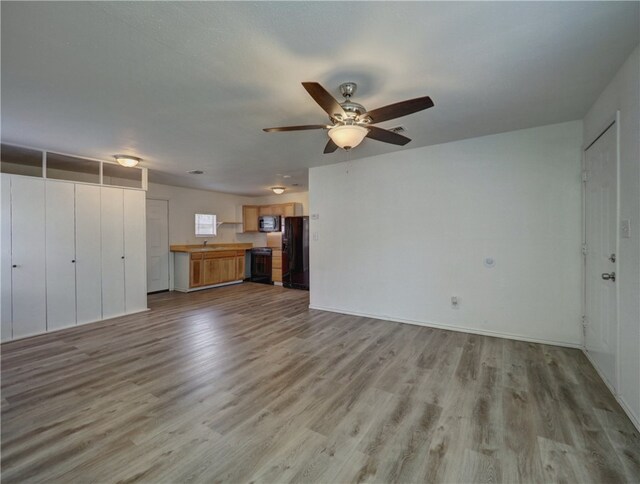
[1,283,639,483]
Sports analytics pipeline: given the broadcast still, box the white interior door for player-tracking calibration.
[146,199,169,292]
[11,176,47,339]
[584,122,618,388]
[46,181,77,330]
[124,190,147,312]
[76,184,102,325]
[101,187,125,319]
[1,175,13,341]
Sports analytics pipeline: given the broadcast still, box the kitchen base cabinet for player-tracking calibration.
[173,250,246,292]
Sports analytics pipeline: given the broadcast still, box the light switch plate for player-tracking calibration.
[621,219,631,239]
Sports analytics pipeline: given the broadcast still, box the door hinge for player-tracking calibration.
[581,243,588,256]
[582,170,588,182]
[581,315,587,327]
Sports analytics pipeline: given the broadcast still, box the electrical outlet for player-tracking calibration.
[313,232,319,241]
[311,213,319,220]
[451,296,459,308]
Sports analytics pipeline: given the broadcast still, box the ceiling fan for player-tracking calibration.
[263,82,434,153]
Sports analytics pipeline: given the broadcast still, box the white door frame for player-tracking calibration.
[146,198,171,292]
[581,110,621,391]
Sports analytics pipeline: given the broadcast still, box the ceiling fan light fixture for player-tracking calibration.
[271,186,286,195]
[328,124,368,150]
[114,155,141,167]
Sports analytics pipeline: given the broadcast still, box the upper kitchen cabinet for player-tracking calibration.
[242,206,260,232]
[239,203,302,233]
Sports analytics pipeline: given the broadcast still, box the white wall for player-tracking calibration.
[147,183,256,245]
[309,121,583,347]
[146,182,309,245]
[584,45,640,428]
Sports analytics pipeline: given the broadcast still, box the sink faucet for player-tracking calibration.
[203,240,208,247]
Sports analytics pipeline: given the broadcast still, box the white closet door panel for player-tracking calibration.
[101,187,125,319]
[123,190,147,313]
[1,175,13,341]
[76,184,102,325]
[11,176,46,338]
[46,181,77,330]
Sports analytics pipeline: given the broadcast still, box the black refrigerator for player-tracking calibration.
[282,216,309,290]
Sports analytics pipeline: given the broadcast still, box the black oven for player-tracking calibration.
[250,247,272,284]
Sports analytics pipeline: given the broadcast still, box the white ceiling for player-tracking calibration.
[2,2,638,196]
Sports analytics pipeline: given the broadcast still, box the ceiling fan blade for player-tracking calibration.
[302,82,347,119]
[323,139,339,154]
[365,126,411,146]
[363,96,434,124]
[263,124,328,132]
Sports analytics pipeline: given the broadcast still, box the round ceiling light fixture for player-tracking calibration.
[271,186,286,195]
[114,155,141,168]
[328,124,368,150]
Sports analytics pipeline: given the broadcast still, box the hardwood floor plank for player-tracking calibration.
[1,283,638,483]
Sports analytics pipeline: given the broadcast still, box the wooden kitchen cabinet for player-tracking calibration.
[174,249,247,292]
[236,251,246,280]
[272,249,282,283]
[240,203,303,233]
[243,205,259,232]
[190,253,204,287]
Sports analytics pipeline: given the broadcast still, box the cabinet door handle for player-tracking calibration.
[71,260,76,263]
[121,256,125,259]
[12,264,17,268]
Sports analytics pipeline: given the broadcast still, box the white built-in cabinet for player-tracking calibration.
[0,175,148,342]
[123,190,147,314]
[46,180,77,331]
[9,177,47,339]
[101,187,126,319]
[76,184,103,325]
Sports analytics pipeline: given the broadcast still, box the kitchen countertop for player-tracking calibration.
[170,243,253,253]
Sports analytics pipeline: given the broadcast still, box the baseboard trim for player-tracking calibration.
[308,304,582,349]
[1,308,151,344]
[582,347,640,432]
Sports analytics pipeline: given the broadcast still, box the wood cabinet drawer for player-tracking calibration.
[204,250,237,259]
[190,252,204,260]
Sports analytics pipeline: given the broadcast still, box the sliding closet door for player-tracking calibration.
[46,181,77,330]
[1,175,13,341]
[101,187,125,319]
[11,176,46,338]
[123,190,147,313]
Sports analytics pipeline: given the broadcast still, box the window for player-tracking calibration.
[195,214,217,237]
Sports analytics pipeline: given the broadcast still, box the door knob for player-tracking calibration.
[601,272,616,281]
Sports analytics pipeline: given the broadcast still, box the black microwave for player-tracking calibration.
[258,215,281,232]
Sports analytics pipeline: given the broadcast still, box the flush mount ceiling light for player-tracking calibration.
[114,155,141,167]
[328,124,369,150]
[271,186,286,195]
